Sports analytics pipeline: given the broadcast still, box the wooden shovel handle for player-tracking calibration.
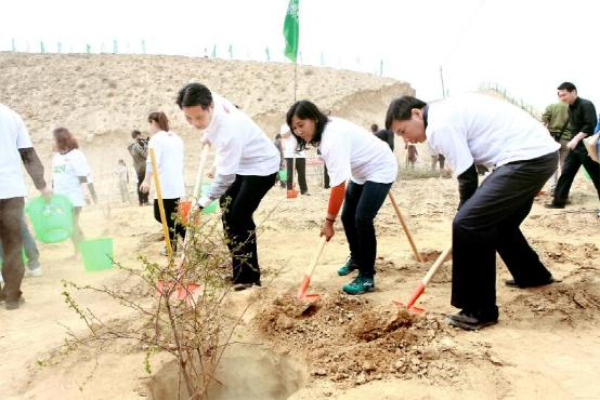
[388,192,423,262]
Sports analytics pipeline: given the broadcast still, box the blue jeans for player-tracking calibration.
[0,216,40,270]
[341,180,393,278]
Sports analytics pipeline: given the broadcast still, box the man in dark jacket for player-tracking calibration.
[546,82,599,208]
[127,130,149,206]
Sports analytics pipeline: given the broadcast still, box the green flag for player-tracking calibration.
[283,0,299,62]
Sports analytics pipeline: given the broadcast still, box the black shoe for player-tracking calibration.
[505,276,561,288]
[544,203,565,209]
[233,281,261,291]
[445,308,498,331]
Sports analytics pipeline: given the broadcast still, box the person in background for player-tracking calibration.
[372,123,395,152]
[281,123,309,195]
[405,143,418,169]
[0,103,51,310]
[273,133,286,188]
[52,127,96,257]
[546,82,599,209]
[140,112,186,255]
[177,82,279,291]
[128,129,150,206]
[116,159,131,203]
[386,93,559,330]
[542,100,573,194]
[287,100,398,295]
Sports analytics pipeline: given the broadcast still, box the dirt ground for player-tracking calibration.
[1,169,599,400]
[1,52,599,400]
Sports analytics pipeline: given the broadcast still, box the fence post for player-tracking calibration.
[11,38,16,52]
[113,40,118,54]
[141,40,146,54]
[40,41,45,53]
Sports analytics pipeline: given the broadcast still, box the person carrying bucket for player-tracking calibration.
[140,112,186,255]
[176,83,280,291]
[51,127,97,258]
[286,100,397,295]
[386,93,560,330]
[0,103,51,310]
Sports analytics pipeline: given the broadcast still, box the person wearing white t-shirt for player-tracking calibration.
[176,83,279,290]
[52,127,97,256]
[0,103,51,310]
[386,93,560,331]
[287,100,398,295]
[140,112,186,254]
[280,123,309,195]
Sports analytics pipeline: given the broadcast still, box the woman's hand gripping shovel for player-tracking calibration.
[297,236,327,309]
[393,245,452,312]
[154,145,209,306]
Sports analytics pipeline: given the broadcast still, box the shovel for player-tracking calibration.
[287,156,299,199]
[394,245,452,312]
[149,148,174,259]
[388,192,423,262]
[297,236,327,303]
[156,144,210,305]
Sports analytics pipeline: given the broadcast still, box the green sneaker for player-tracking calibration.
[337,259,358,276]
[342,276,375,295]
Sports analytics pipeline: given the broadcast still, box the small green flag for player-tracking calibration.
[283,0,299,62]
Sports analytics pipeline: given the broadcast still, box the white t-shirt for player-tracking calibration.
[280,123,306,158]
[427,93,560,176]
[147,131,185,199]
[0,104,33,199]
[52,149,90,207]
[202,94,280,176]
[319,117,398,187]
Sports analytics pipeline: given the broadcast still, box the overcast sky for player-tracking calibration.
[1,0,599,110]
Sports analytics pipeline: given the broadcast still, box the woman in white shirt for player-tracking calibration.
[287,100,398,295]
[52,127,96,255]
[140,112,185,254]
[176,83,280,290]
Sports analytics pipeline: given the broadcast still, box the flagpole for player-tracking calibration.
[294,61,298,101]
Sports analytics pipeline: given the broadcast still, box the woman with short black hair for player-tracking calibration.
[286,100,397,295]
[177,83,280,291]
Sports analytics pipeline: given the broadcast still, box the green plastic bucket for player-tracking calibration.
[79,238,114,272]
[278,169,287,181]
[201,184,218,214]
[25,195,73,243]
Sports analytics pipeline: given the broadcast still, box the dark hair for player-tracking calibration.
[557,82,577,92]
[385,96,428,129]
[370,123,379,133]
[53,127,79,152]
[286,100,329,151]
[176,82,213,110]
[148,111,169,132]
[131,129,141,139]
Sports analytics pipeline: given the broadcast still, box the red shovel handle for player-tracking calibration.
[405,282,426,309]
[297,275,311,300]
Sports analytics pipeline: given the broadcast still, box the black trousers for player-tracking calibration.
[285,158,308,193]
[323,164,330,188]
[0,197,24,301]
[552,146,600,206]
[136,169,149,205]
[341,181,392,278]
[452,152,558,313]
[220,173,277,284]
[153,198,186,245]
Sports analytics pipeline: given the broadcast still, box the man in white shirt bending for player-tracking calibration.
[386,93,560,331]
[0,103,51,310]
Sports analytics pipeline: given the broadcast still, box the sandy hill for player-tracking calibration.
[0,52,414,196]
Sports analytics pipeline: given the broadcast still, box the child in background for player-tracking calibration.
[116,159,131,203]
[406,143,418,169]
[273,133,286,188]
